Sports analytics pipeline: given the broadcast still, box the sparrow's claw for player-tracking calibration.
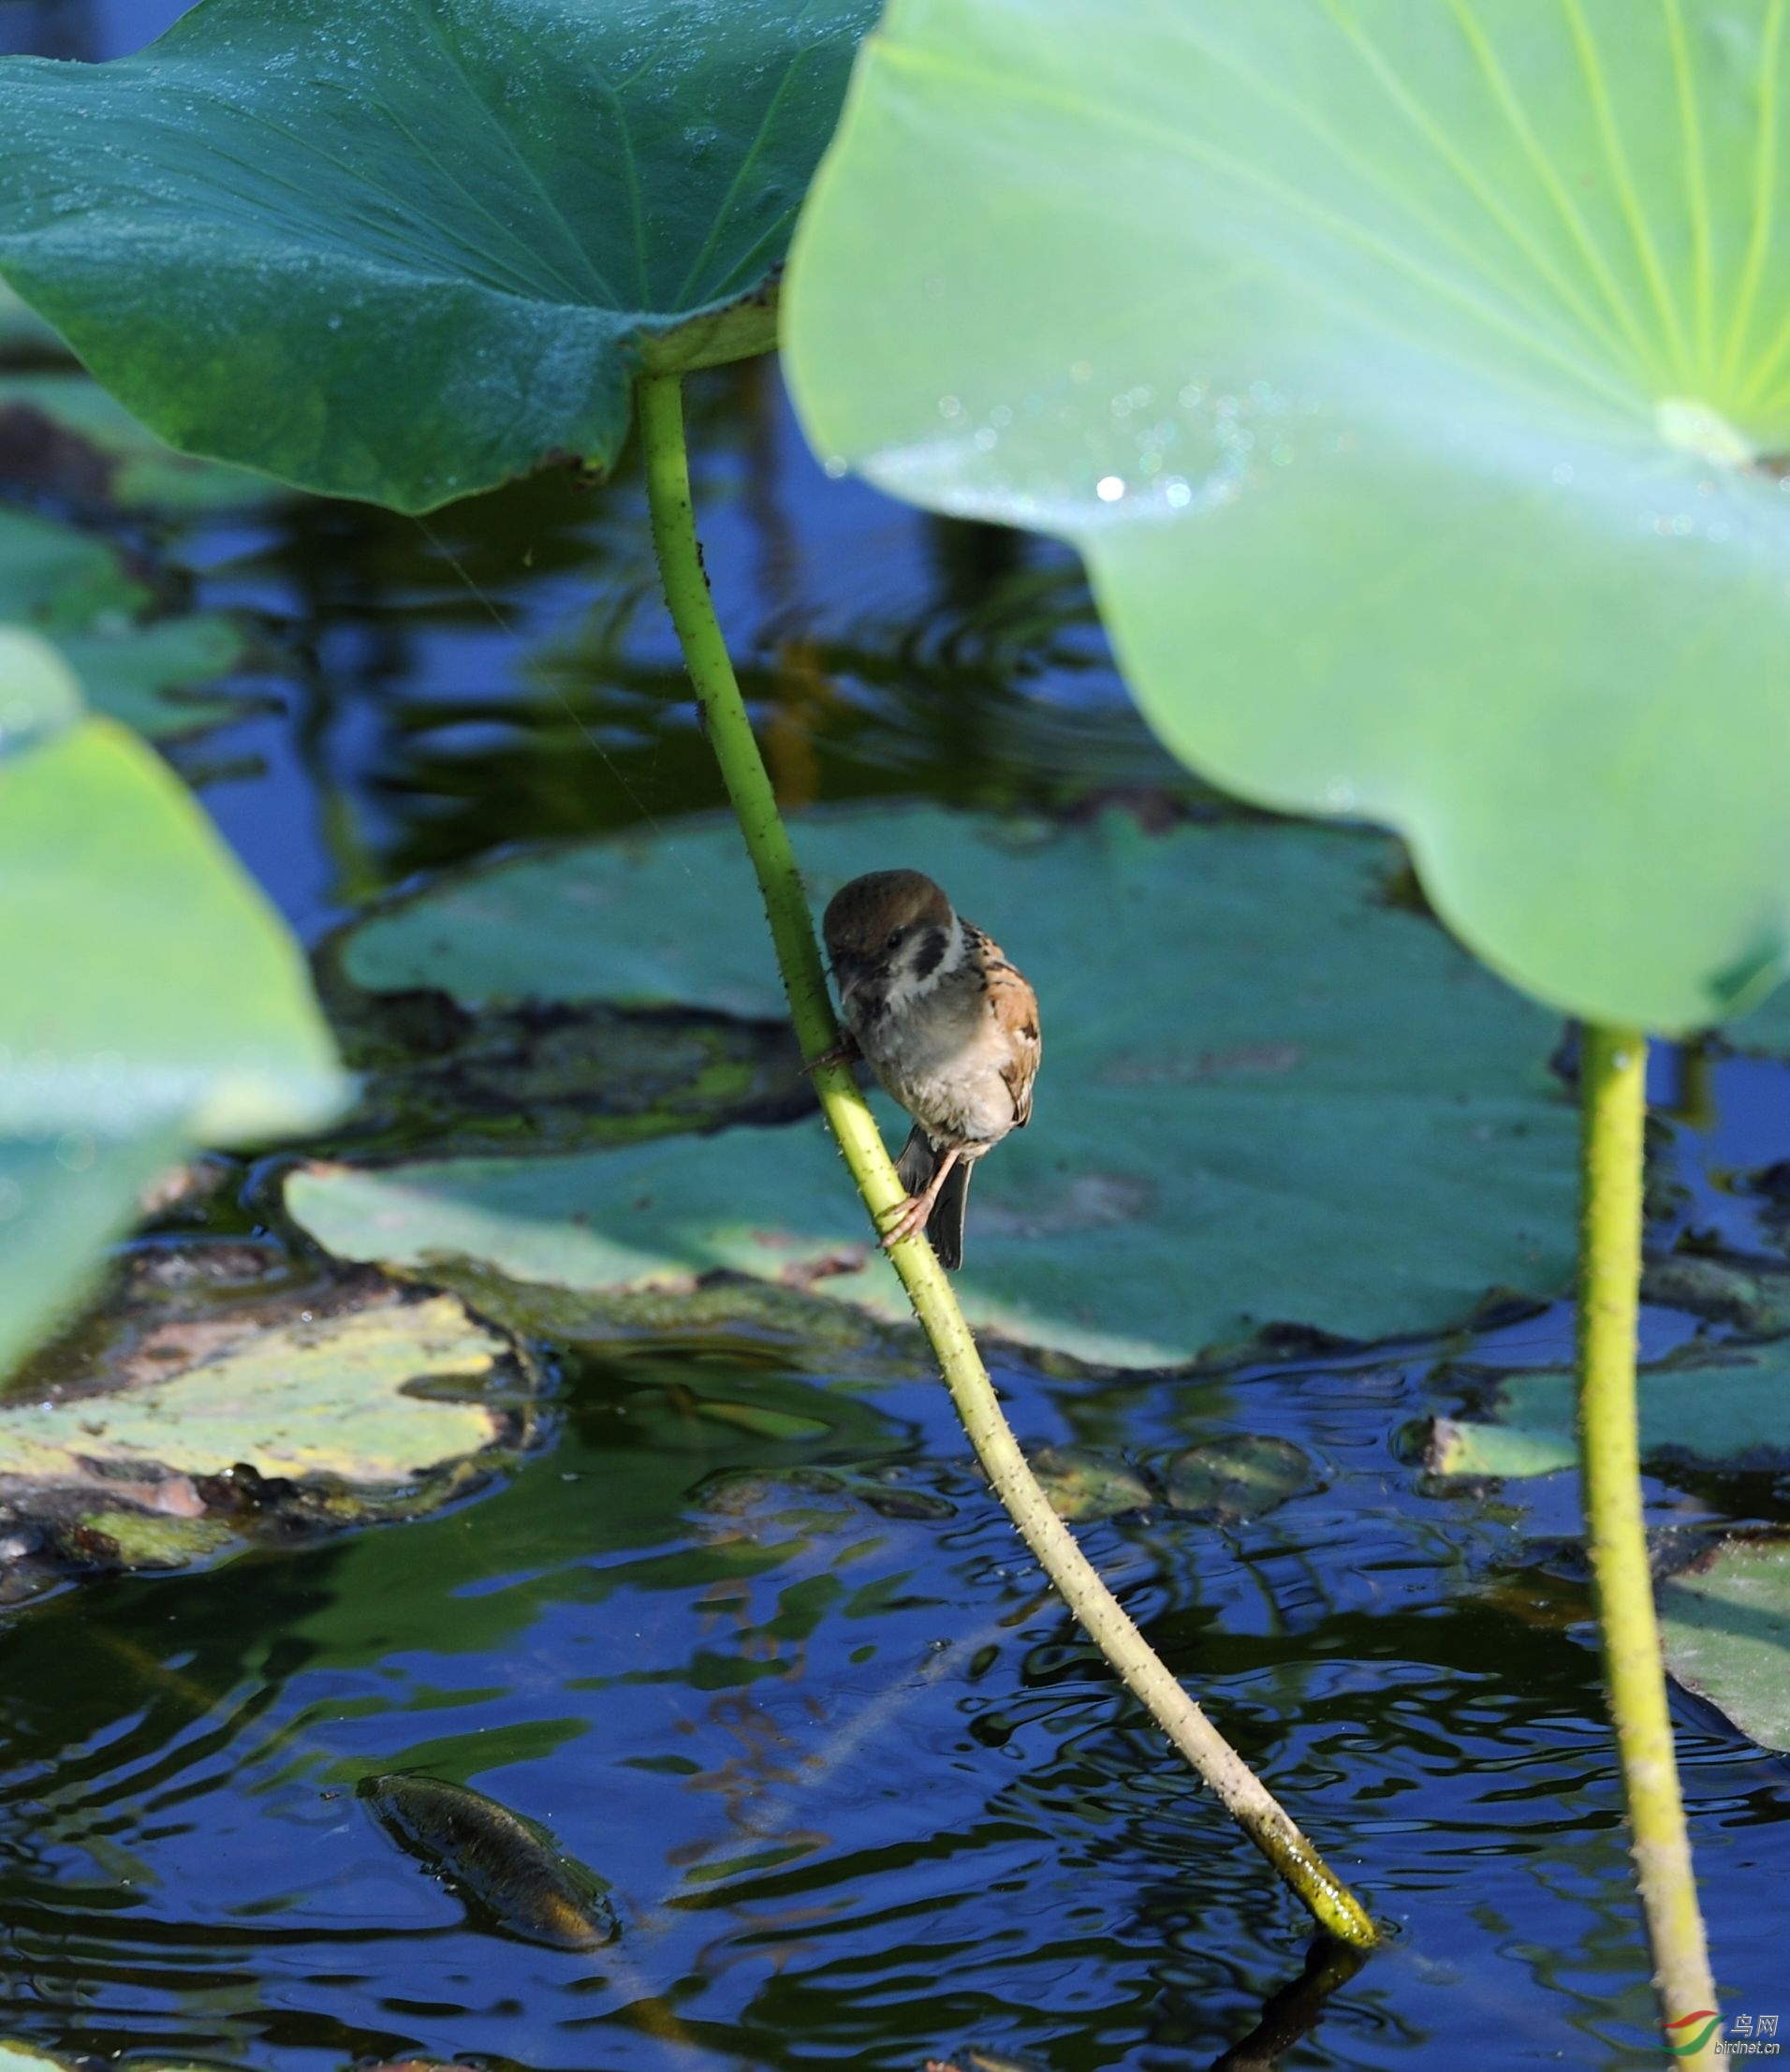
[876,1194,932,1250]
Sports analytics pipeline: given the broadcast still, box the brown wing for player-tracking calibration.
[965,920,1041,1128]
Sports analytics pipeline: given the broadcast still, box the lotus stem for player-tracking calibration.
[1577,1025,1720,2063]
[635,366,1376,1949]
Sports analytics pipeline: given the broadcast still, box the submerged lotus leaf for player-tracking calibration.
[44,1508,238,1572]
[0,504,257,737]
[1031,1447,1155,1522]
[57,616,260,742]
[0,372,275,512]
[0,1294,505,1485]
[1660,1536,1790,1753]
[1639,1252,1790,1338]
[785,0,1790,1034]
[1164,1433,1318,1521]
[1431,1347,1790,1479]
[0,0,875,512]
[288,808,1576,1368]
[0,504,143,629]
[325,995,811,1161]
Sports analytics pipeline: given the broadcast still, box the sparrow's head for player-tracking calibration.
[823,870,957,1004]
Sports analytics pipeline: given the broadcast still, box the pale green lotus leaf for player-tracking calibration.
[1660,1536,1790,1753]
[1,719,345,1145]
[0,689,347,1378]
[0,2046,82,2072]
[784,0,1790,1033]
[291,808,1577,1367]
[0,621,80,757]
[0,1127,191,1387]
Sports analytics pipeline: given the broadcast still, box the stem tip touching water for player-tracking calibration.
[636,367,1376,1949]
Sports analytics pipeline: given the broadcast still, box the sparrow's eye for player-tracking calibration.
[886,926,905,949]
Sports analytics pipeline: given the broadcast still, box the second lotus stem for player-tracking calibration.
[1577,1025,1720,2063]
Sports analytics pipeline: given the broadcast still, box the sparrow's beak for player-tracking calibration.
[829,950,870,998]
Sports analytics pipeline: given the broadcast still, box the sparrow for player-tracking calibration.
[818,869,1041,1270]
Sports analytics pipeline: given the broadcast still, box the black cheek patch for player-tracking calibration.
[911,927,948,981]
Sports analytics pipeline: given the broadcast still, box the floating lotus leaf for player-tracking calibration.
[1660,1536,1790,1753]
[288,807,1576,1367]
[785,0,1790,1033]
[1431,1347,1790,1479]
[0,1292,506,1485]
[0,0,875,511]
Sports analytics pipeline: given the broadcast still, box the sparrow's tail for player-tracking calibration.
[896,1127,974,1271]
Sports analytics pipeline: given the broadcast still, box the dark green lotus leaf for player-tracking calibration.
[785,0,1790,1033]
[286,806,1577,1368]
[1163,1433,1318,1522]
[1660,1535,1790,1753]
[0,372,276,512]
[0,646,346,1377]
[0,0,875,512]
[1431,1346,1790,1479]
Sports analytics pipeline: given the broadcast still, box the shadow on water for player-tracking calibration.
[2,7,1790,2069]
